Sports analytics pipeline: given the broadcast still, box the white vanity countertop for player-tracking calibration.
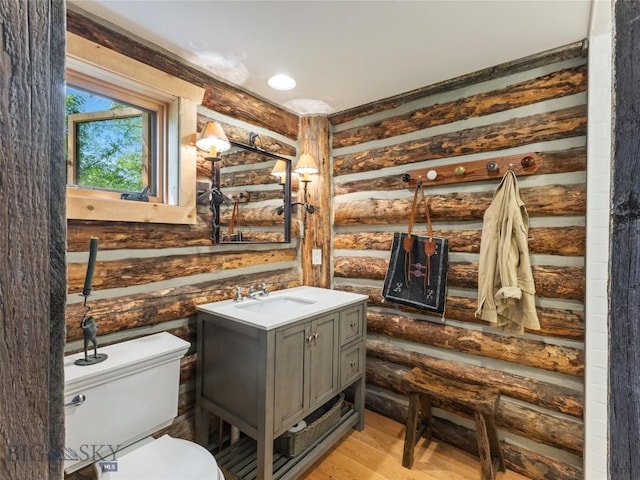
[196,286,369,330]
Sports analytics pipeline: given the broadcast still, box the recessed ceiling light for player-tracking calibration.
[268,74,296,91]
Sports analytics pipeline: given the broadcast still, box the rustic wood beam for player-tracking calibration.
[65,268,301,342]
[66,7,299,140]
[611,2,640,477]
[0,2,66,480]
[67,249,297,293]
[366,339,583,417]
[334,184,585,225]
[365,388,583,480]
[300,116,332,288]
[330,42,584,125]
[333,106,586,176]
[197,114,297,157]
[366,358,583,455]
[334,226,585,257]
[333,65,587,149]
[366,311,584,376]
[68,217,297,251]
[334,256,584,300]
[337,285,584,340]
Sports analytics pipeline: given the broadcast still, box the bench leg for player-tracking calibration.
[403,392,421,469]
[475,412,497,480]
[485,415,505,473]
[421,394,432,443]
[403,393,432,469]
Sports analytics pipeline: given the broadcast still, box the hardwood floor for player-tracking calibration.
[300,410,530,480]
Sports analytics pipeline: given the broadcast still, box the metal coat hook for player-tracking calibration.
[486,161,499,173]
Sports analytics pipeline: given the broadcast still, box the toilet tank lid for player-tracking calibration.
[65,332,190,393]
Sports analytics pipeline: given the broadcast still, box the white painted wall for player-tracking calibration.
[585,0,612,477]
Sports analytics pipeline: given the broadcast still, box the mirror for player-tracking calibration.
[198,137,292,244]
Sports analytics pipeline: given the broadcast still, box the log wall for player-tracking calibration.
[330,46,587,480]
[64,11,301,480]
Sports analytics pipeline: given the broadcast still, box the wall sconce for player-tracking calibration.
[274,153,318,242]
[196,121,231,244]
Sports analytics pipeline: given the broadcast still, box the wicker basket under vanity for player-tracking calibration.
[275,393,344,457]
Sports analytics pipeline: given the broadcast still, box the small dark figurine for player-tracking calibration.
[74,315,108,366]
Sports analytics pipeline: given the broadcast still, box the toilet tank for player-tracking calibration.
[63,332,190,474]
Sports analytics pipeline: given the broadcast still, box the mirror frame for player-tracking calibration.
[209,140,292,244]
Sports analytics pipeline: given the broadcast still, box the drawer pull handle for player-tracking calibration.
[350,361,357,367]
[349,321,357,328]
[306,335,314,342]
[313,332,319,340]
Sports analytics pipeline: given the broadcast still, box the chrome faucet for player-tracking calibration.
[259,282,269,296]
[247,286,260,299]
[233,286,244,302]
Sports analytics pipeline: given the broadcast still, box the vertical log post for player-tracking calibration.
[299,116,331,288]
[0,1,66,479]
[611,1,640,477]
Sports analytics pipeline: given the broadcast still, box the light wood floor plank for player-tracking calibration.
[300,409,530,480]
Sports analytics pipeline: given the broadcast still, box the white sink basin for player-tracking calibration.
[234,296,316,314]
[196,286,369,330]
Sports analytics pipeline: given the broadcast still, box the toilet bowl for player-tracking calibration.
[64,332,224,479]
[98,435,224,480]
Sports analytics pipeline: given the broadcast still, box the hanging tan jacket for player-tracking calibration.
[475,170,540,334]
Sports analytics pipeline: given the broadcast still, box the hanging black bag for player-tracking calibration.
[382,183,449,315]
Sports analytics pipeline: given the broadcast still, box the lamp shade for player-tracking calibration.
[294,153,318,175]
[196,121,231,155]
[271,160,287,177]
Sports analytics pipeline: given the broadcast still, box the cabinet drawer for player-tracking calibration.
[340,343,363,389]
[340,305,364,346]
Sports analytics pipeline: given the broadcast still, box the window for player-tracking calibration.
[66,84,159,197]
[65,33,204,224]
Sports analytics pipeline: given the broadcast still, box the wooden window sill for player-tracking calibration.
[66,194,197,225]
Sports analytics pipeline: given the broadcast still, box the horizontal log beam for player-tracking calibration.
[334,256,584,300]
[329,42,584,125]
[366,310,584,376]
[68,216,297,251]
[68,248,297,293]
[334,147,586,195]
[366,339,583,417]
[65,268,301,342]
[339,285,584,339]
[66,8,299,140]
[334,184,586,225]
[365,388,583,480]
[333,106,586,176]
[197,114,297,158]
[334,226,585,257]
[366,358,583,455]
[333,66,587,149]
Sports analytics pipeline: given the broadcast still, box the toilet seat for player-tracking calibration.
[99,434,224,479]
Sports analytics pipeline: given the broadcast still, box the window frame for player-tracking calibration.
[65,32,204,224]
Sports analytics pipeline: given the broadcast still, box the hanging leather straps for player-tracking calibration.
[404,183,437,291]
[227,198,240,236]
[404,183,422,284]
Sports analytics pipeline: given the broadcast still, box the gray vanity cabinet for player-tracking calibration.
[273,312,339,434]
[195,290,367,480]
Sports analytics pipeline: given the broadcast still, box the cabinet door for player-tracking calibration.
[309,313,339,409]
[274,321,309,432]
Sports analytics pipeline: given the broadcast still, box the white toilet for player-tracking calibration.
[64,332,224,479]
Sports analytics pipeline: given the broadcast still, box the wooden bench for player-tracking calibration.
[402,367,505,480]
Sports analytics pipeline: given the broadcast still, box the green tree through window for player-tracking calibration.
[66,86,154,193]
